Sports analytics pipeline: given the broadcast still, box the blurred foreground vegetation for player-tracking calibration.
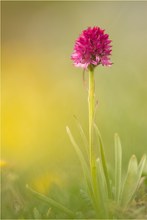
[1,160,147,219]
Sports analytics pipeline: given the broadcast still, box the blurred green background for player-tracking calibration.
[2,1,147,189]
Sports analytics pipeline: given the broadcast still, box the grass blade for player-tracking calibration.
[66,126,89,176]
[66,126,94,205]
[120,155,138,208]
[114,133,122,203]
[93,123,112,198]
[96,158,109,218]
[26,185,75,218]
[120,154,146,208]
[138,154,146,179]
[73,115,89,156]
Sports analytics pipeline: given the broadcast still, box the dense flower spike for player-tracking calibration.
[71,26,112,69]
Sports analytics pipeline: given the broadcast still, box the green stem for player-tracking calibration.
[88,66,95,168]
[88,67,101,216]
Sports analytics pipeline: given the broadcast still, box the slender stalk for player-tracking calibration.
[88,66,95,168]
[88,68,112,218]
[88,67,101,217]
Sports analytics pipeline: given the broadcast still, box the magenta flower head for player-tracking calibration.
[71,26,112,69]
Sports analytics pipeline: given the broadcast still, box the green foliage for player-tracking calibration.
[94,123,112,199]
[66,123,147,218]
[120,154,146,208]
[26,184,75,218]
[2,129,147,219]
[23,123,146,219]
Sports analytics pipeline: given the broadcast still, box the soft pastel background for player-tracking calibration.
[1,0,147,206]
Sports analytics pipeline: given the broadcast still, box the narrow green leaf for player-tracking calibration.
[66,126,94,206]
[138,154,146,179]
[73,115,89,156]
[143,158,147,175]
[26,185,75,218]
[114,133,122,203]
[66,126,89,176]
[135,155,147,195]
[120,155,138,207]
[96,158,109,218]
[93,123,112,199]
[136,176,146,192]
